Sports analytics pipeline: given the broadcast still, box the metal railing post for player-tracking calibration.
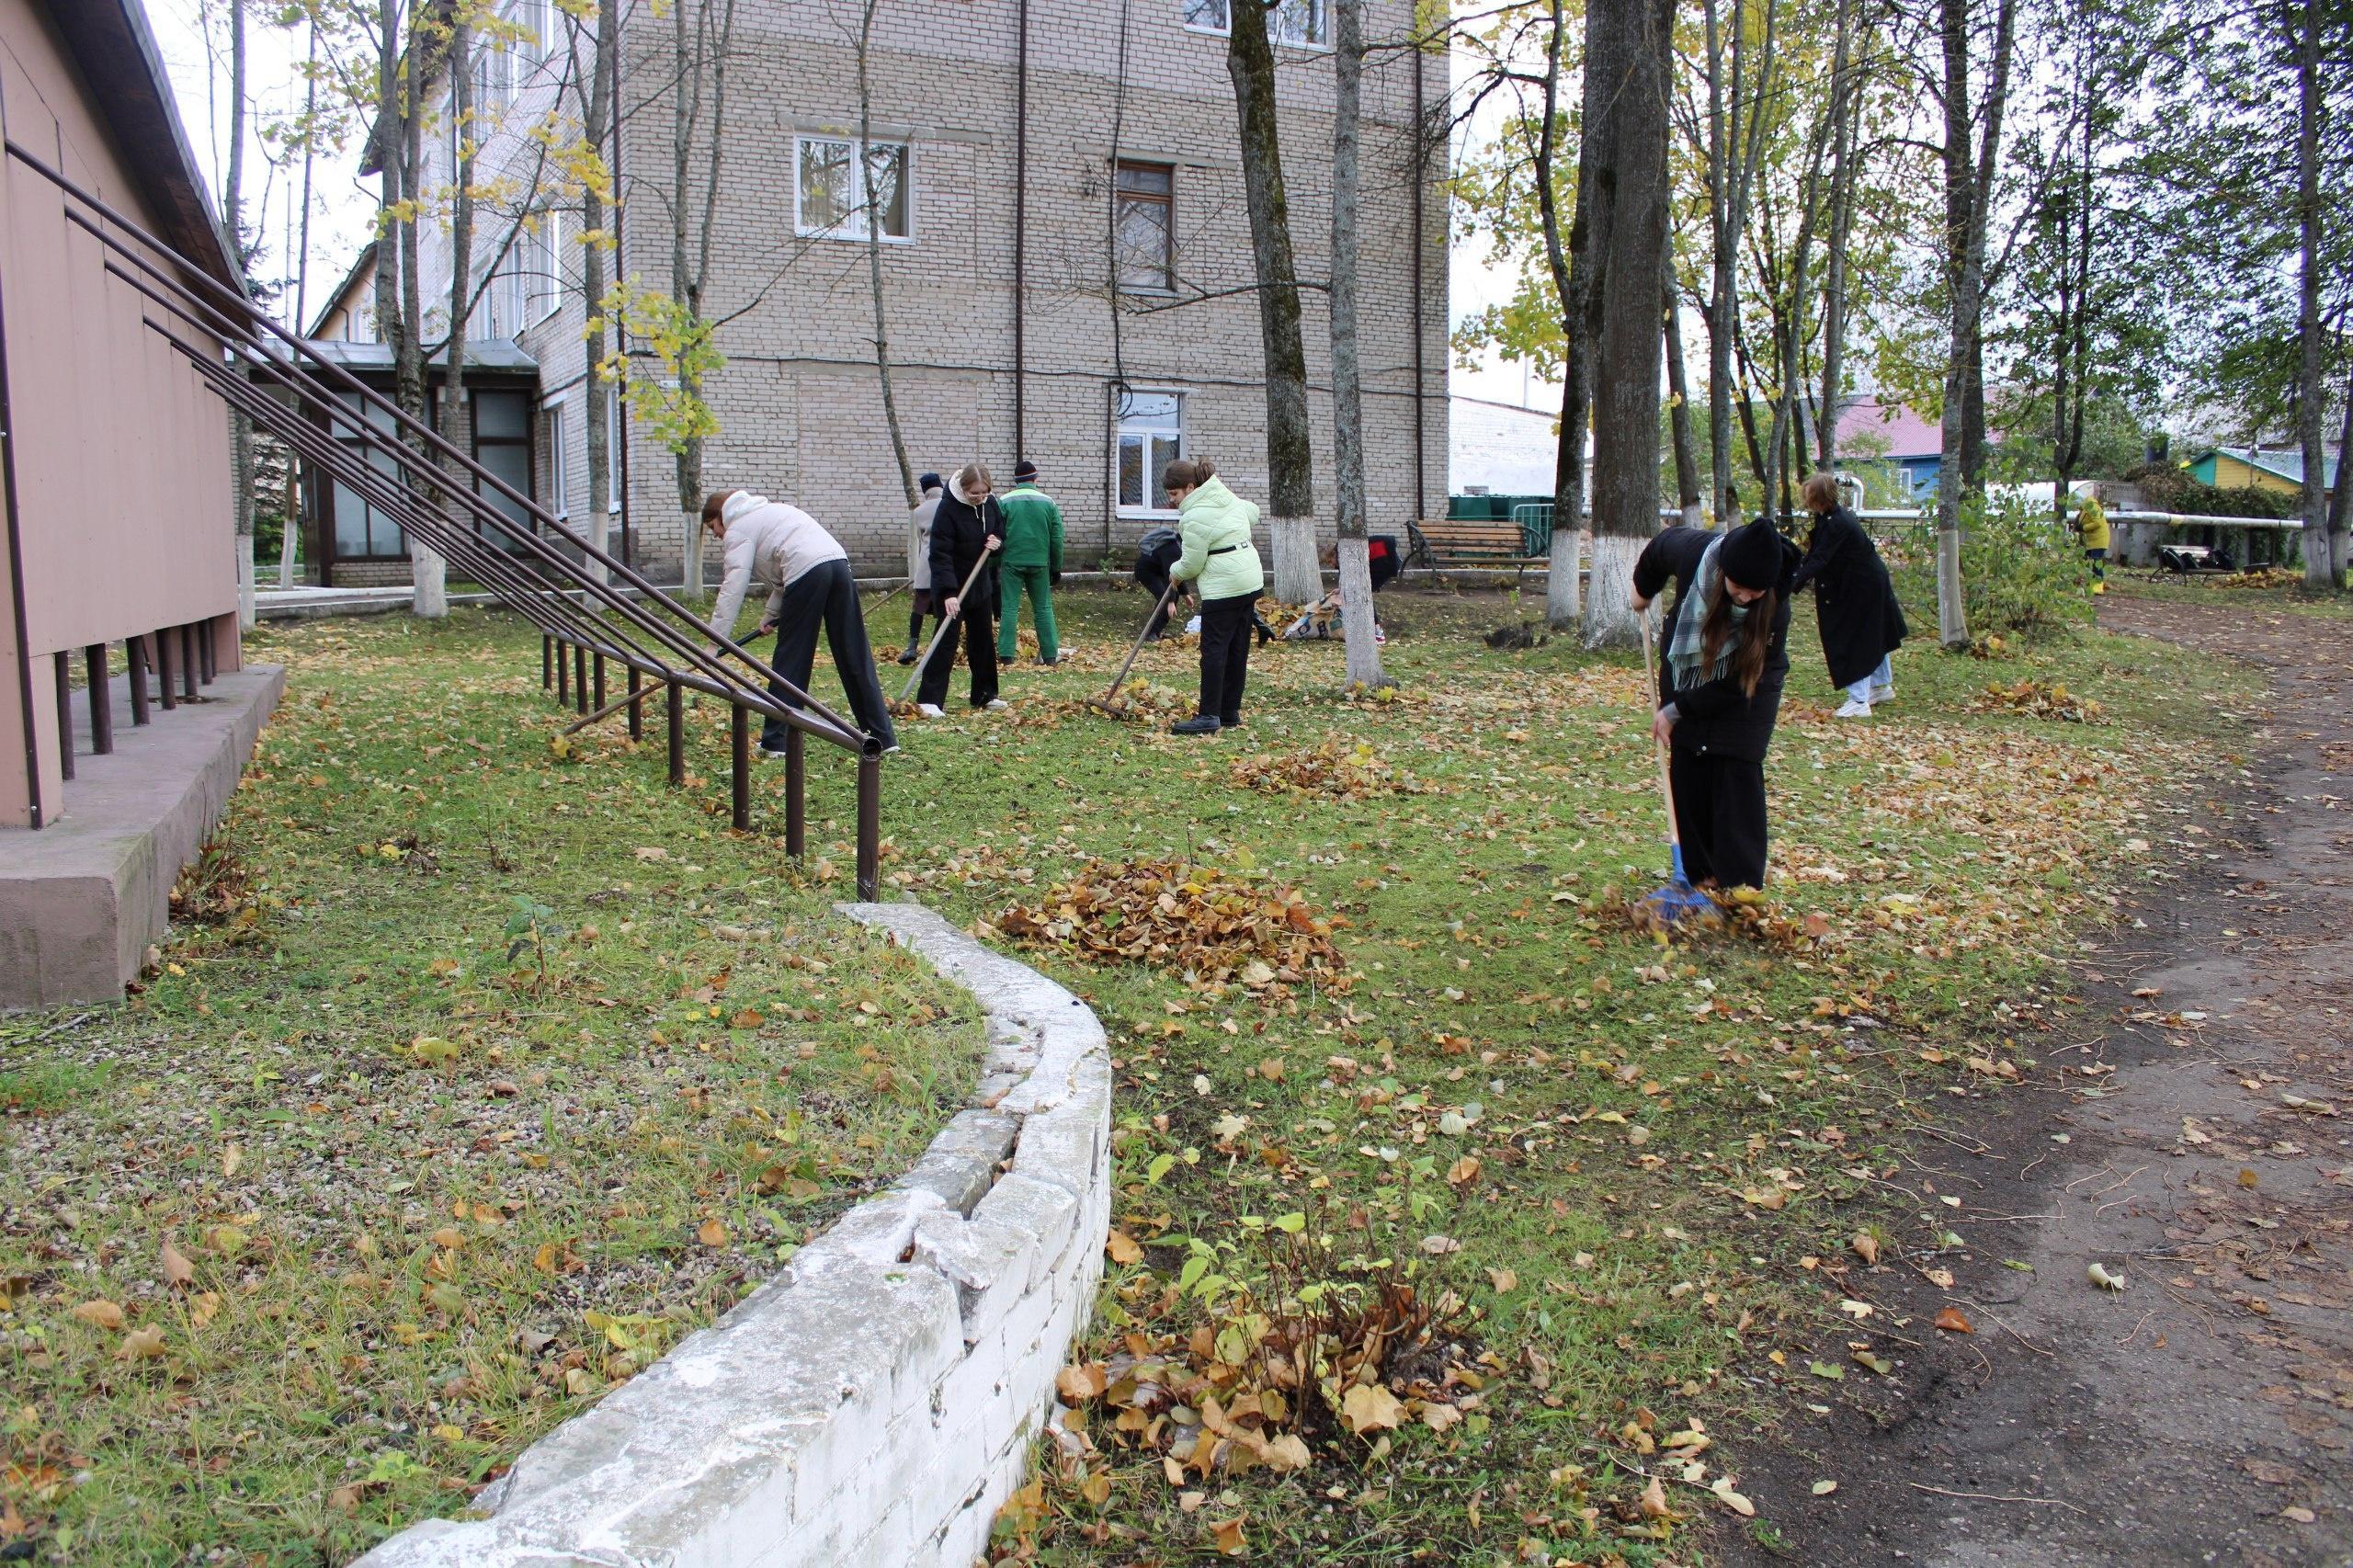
[156,627,176,711]
[666,680,684,785]
[856,751,881,902]
[180,626,199,701]
[593,650,606,710]
[731,703,750,831]
[85,643,110,755]
[542,634,552,688]
[786,726,806,858]
[198,619,215,684]
[627,665,642,741]
[573,643,587,715]
[556,637,569,705]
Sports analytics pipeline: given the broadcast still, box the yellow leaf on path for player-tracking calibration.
[1106,1230,1142,1265]
[1850,1232,1880,1266]
[118,1325,167,1360]
[1487,1267,1518,1293]
[1740,1187,1789,1210]
[1639,1475,1671,1518]
[696,1219,729,1247]
[1422,1401,1463,1433]
[69,1300,124,1330]
[1211,1517,1248,1556]
[1264,1433,1312,1471]
[1711,1476,1756,1516]
[160,1237,195,1288]
[222,1143,243,1178]
[1447,1155,1482,1187]
[189,1291,221,1328]
[1935,1306,1973,1334]
[1340,1381,1404,1435]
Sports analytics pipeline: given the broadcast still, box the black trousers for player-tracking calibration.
[1668,750,1769,890]
[1136,563,1186,639]
[915,590,999,709]
[767,559,895,750]
[905,589,941,652]
[1198,592,1257,724]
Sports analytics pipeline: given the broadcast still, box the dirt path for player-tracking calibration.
[1722,598,2353,1568]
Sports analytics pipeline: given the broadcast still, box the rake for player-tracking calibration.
[895,547,998,707]
[1634,605,1716,926]
[1086,576,1182,717]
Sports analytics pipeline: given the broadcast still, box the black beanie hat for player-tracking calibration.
[1013,460,1040,483]
[1717,517,1784,591]
[917,472,942,492]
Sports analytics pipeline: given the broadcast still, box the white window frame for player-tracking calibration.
[506,0,549,69]
[792,134,914,244]
[1113,388,1187,519]
[1182,0,1331,48]
[524,209,564,325]
[544,399,569,518]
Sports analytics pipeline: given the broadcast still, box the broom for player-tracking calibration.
[1086,577,1182,716]
[1635,603,1716,926]
[896,547,999,707]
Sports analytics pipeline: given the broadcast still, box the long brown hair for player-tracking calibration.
[1699,581,1779,698]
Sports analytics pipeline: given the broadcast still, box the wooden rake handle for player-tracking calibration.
[1100,577,1183,706]
[896,547,997,705]
[1637,606,1684,851]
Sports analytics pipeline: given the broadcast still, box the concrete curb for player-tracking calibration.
[351,902,1110,1568]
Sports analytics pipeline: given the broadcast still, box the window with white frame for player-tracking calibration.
[1114,162,1175,292]
[506,0,549,67]
[1115,390,1186,514]
[1184,0,1327,44]
[521,210,563,324]
[795,135,911,241]
[544,400,569,517]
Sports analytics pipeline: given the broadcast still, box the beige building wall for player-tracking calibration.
[0,0,240,829]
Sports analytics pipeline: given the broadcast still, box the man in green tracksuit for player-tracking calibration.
[996,460,1065,665]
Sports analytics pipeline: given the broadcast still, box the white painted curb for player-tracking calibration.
[352,902,1111,1568]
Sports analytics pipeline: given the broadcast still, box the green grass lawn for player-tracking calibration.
[0,612,983,1565]
[0,584,2256,1566]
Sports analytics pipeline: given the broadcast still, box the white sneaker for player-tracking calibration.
[1870,685,1893,703]
[983,698,1009,711]
[916,703,946,719]
[1834,698,1873,719]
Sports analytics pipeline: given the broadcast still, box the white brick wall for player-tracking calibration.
[350,902,1111,1568]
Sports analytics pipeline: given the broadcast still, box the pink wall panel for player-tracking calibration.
[0,0,234,659]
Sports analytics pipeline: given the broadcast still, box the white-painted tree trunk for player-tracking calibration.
[1544,522,1582,625]
[676,509,699,597]
[277,470,298,588]
[236,534,256,629]
[1269,516,1320,606]
[1336,536,1386,690]
[1682,501,1704,528]
[1582,533,1644,650]
[411,540,449,619]
[1935,520,1966,647]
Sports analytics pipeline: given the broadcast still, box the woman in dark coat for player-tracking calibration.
[1791,472,1906,717]
[1631,517,1801,891]
[915,463,1006,715]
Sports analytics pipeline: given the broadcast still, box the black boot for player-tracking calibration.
[1172,715,1222,736]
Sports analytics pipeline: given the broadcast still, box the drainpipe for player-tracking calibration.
[1014,0,1029,460]
[1410,30,1427,520]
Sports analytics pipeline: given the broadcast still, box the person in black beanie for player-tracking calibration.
[915,463,1006,715]
[1631,517,1801,890]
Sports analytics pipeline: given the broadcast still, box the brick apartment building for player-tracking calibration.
[303,0,1448,587]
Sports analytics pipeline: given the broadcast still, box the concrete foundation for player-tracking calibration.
[0,664,284,1007]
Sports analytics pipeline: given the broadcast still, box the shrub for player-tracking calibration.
[2125,462,2300,520]
[1896,494,2090,643]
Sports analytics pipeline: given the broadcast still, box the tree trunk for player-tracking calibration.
[1664,256,1702,528]
[1816,53,1858,470]
[860,0,918,509]
[1768,0,1850,515]
[1329,0,1385,689]
[1225,0,1317,602]
[441,16,477,619]
[583,0,617,591]
[282,16,315,591]
[1536,0,1587,626]
[1703,0,1776,523]
[2294,0,2334,586]
[1580,0,1674,650]
[389,8,447,619]
[673,0,738,525]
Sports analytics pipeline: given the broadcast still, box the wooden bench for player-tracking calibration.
[1406,518,1548,577]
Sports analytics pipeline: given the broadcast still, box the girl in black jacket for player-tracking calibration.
[915,464,1006,715]
[1791,472,1906,717]
[1631,517,1801,891]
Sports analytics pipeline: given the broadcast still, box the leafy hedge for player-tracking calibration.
[2125,462,2302,519]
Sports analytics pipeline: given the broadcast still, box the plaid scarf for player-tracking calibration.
[1665,534,1748,690]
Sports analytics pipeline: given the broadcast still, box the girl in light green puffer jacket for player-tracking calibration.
[1165,458,1266,735]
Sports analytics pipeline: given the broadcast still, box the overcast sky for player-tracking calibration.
[145,0,1541,406]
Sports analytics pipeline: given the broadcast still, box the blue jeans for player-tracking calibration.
[1846,654,1893,705]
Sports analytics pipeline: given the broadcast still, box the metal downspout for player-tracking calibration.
[1014,0,1029,460]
